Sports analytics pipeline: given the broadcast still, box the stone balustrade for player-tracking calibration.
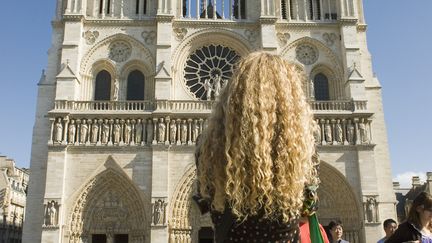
[48,115,373,147]
[53,100,367,113]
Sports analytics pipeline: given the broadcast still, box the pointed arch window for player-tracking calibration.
[94,70,111,101]
[314,73,330,100]
[126,70,145,100]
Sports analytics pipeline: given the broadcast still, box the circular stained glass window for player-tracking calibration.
[183,45,240,100]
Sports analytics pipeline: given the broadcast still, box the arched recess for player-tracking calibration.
[310,64,342,100]
[280,37,344,99]
[86,59,117,101]
[317,161,363,243]
[168,163,212,243]
[120,59,154,100]
[172,29,253,100]
[66,156,150,243]
[79,33,155,101]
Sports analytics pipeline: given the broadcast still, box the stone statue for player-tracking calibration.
[324,121,332,144]
[68,120,76,144]
[91,121,99,143]
[222,79,228,90]
[366,197,377,222]
[335,121,343,144]
[153,199,166,225]
[124,119,132,144]
[192,120,199,142]
[359,119,369,144]
[47,201,58,226]
[135,119,143,144]
[313,124,321,145]
[213,74,222,98]
[113,120,121,144]
[80,120,89,144]
[153,200,162,225]
[54,118,63,143]
[346,120,355,144]
[158,118,166,143]
[146,120,153,144]
[169,120,177,144]
[309,79,315,99]
[112,78,119,101]
[180,120,188,144]
[203,78,212,100]
[101,120,110,144]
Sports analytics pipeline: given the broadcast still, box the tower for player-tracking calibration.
[23,0,395,242]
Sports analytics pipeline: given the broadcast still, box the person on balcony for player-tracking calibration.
[194,51,318,242]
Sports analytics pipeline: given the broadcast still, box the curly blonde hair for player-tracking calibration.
[197,51,317,222]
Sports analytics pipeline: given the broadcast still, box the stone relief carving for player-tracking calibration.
[244,29,259,43]
[135,119,143,144]
[359,118,369,144]
[322,32,337,46]
[83,30,99,45]
[335,120,343,144]
[141,31,156,45]
[44,200,60,227]
[124,119,132,144]
[180,120,188,144]
[54,118,63,143]
[173,28,187,41]
[152,198,167,226]
[91,121,99,143]
[192,120,199,143]
[146,119,154,144]
[157,118,166,143]
[80,120,89,144]
[314,124,321,145]
[68,119,76,144]
[324,120,332,144]
[296,44,319,65]
[169,120,177,144]
[277,32,291,46]
[346,120,355,145]
[365,196,378,223]
[101,120,110,144]
[109,41,132,63]
[113,120,121,144]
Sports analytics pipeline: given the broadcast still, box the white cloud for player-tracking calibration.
[393,171,427,188]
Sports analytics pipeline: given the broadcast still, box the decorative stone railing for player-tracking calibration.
[310,100,367,112]
[53,100,367,113]
[48,115,373,147]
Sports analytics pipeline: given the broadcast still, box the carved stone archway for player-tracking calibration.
[67,158,150,243]
[168,164,212,243]
[168,161,363,243]
[317,161,363,243]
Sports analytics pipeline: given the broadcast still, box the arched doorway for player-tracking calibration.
[168,164,213,243]
[317,162,363,243]
[168,162,362,243]
[67,161,149,243]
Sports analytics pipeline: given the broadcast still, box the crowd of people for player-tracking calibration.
[193,51,432,242]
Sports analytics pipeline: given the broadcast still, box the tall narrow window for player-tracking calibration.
[94,70,111,101]
[314,73,330,100]
[106,0,111,14]
[99,0,104,14]
[126,70,145,100]
[233,0,246,19]
[281,0,287,19]
[136,0,140,14]
[143,0,147,14]
[289,0,295,20]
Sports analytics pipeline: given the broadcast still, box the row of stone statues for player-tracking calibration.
[50,117,206,146]
[313,118,371,145]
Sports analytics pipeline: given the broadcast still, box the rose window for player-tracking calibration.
[184,45,240,100]
[295,44,319,65]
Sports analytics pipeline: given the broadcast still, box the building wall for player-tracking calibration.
[23,0,396,242]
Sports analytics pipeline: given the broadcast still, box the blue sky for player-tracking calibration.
[0,1,430,187]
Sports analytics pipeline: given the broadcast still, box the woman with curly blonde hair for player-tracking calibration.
[196,51,318,242]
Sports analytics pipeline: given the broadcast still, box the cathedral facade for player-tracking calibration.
[23,0,395,242]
